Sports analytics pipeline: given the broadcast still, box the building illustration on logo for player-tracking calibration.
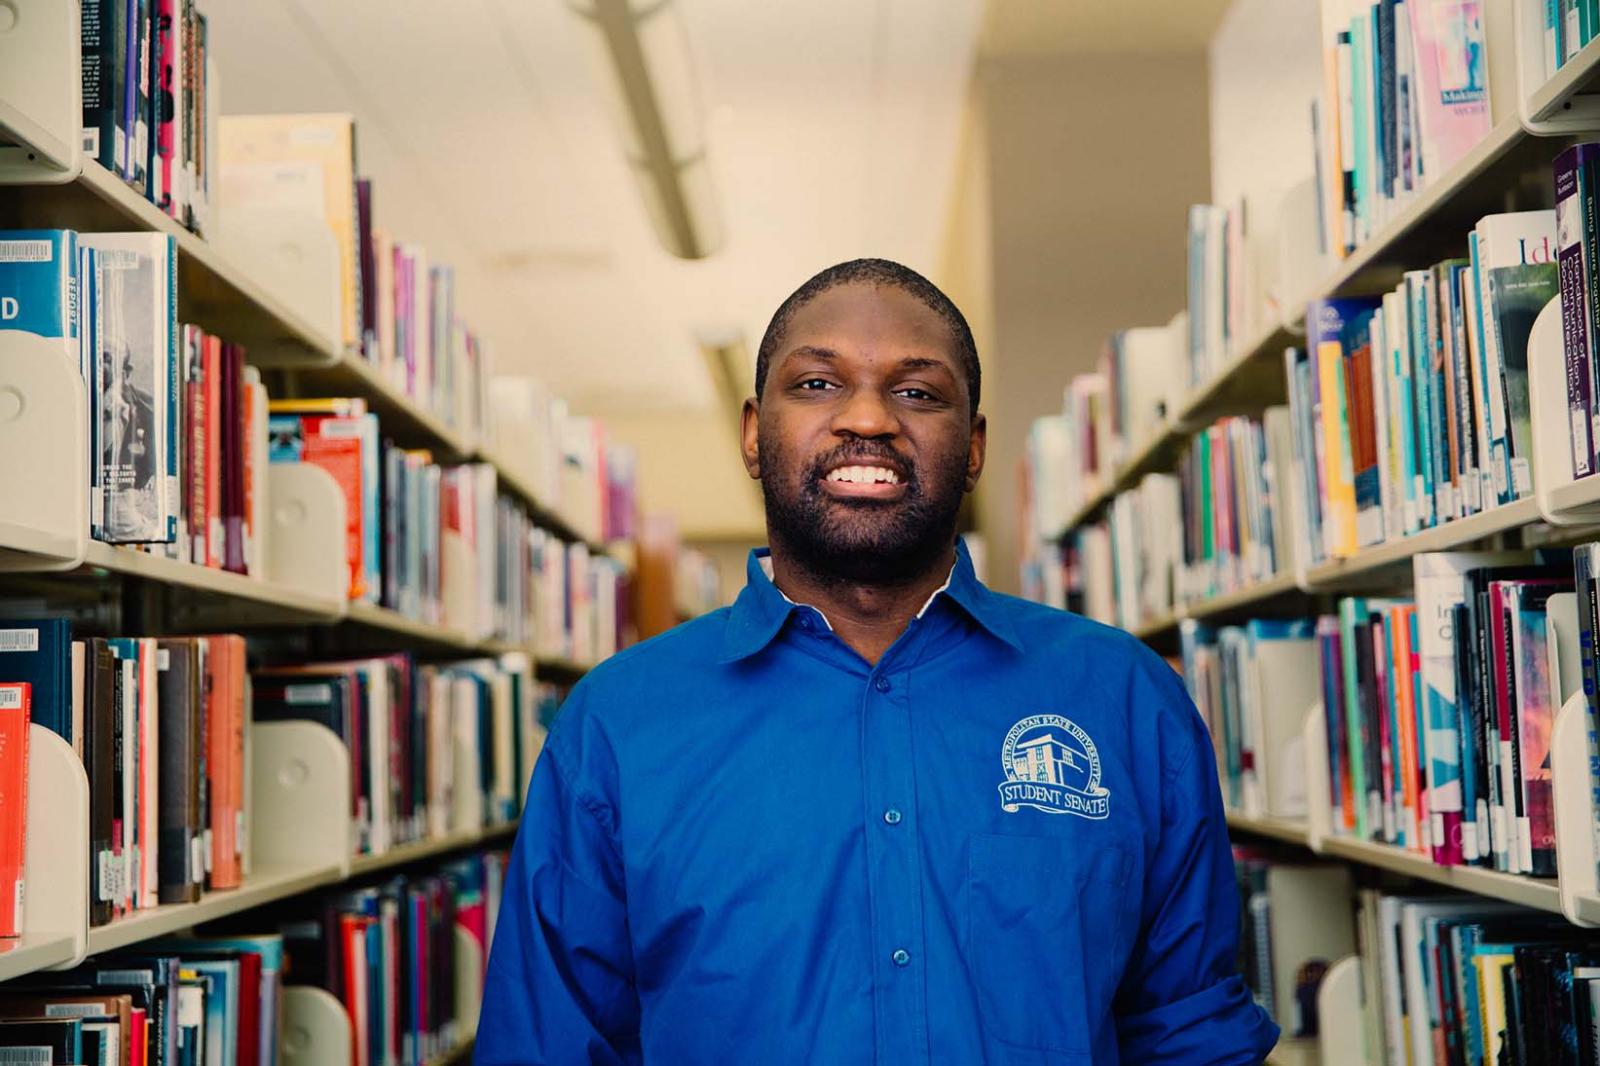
[998,714,1111,818]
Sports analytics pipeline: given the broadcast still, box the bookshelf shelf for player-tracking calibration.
[80,543,348,620]
[85,863,347,956]
[1525,24,1600,124]
[344,603,490,654]
[1176,317,1297,425]
[0,160,605,553]
[1125,572,1306,640]
[535,655,597,680]
[347,823,517,878]
[1130,608,1184,641]
[1303,498,1546,589]
[428,1040,475,1066]
[1317,837,1564,913]
[1224,811,1313,847]
[1309,116,1534,304]
[0,935,80,984]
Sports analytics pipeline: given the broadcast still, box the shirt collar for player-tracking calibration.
[719,537,1022,663]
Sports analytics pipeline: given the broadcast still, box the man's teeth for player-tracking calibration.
[826,465,901,485]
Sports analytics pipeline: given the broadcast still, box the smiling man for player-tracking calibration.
[475,259,1279,1065]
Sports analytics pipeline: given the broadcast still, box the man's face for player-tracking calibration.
[741,281,986,584]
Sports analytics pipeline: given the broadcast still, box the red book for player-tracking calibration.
[187,328,207,564]
[130,1007,147,1066]
[200,635,245,889]
[236,948,263,1066]
[0,682,29,937]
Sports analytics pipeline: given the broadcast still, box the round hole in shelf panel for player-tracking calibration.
[0,386,22,423]
[279,757,310,789]
[0,3,18,34]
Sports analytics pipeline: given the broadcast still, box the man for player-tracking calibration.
[477,259,1279,1064]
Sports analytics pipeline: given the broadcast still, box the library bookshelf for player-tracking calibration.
[1053,7,1600,1059]
[0,9,614,1061]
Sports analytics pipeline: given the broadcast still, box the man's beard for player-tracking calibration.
[759,430,966,586]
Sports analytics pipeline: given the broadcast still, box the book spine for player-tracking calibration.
[1579,544,1600,886]
[164,237,179,545]
[80,0,118,170]
[0,682,29,938]
[1557,148,1597,480]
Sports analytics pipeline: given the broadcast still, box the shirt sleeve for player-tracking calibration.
[1113,684,1281,1065]
[476,696,641,1066]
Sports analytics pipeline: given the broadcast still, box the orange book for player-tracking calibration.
[201,636,246,889]
[0,682,30,937]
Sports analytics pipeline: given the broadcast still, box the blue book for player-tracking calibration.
[1408,273,1437,528]
[0,617,73,742]
[0,230,79,361]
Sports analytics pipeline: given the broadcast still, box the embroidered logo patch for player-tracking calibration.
[998,714,1110,819]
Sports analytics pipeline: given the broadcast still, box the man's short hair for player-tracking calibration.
[754,258,981,416]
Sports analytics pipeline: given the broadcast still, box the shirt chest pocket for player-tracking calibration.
[966,832,1136,1057]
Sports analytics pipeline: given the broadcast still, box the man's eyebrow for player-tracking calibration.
[782,344,840,362]
[898,356,953,373]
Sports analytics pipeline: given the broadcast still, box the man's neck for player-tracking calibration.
[767,543,957,666]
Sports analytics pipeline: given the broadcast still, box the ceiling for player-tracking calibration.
[207,0,986,416]
[979,0,1235,56]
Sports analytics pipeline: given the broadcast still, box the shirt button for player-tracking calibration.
[891,949,911,967]
[874,676,891,693]
[883,808,902,825]
[796,615,812,630]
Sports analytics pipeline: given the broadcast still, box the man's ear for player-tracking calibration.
[740,397,762,479]
[965,412,986,493]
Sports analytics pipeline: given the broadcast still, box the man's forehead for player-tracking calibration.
[781,283,958,364]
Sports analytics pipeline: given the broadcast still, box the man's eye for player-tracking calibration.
[896,387,936,402]
[796,378,838,391]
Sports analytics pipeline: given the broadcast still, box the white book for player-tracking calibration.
[80,233,179,545]
[1247,624,1320,818]
[451,675,484,832]
[1546,591,1582,707]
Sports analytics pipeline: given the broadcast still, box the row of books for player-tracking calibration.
[81,0,218,237]
[219,112,488,443]
[1181,544,1600,885]
[2,229,271,560]
[1020,319,1187,542]
[1311,0,1491,260]
[1540,0,1600,81]
[486,377,638,547]
[1187,201,1250,386]
[1355,889,1600,1066]
[1317,549,1582,877]
[0,626,252,929]
[0,931,285,1066]
[1288,209,1554,565]
[234,848,508,1066]
[1061,409,1298,633]
[0,615,548,933]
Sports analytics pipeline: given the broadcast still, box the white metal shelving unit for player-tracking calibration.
[0,2,610,1001]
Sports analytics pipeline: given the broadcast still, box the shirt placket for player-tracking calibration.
[859,658,931,1066]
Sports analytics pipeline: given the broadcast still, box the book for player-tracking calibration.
[155,639,202,905]
[1405,0,1490,183]
[199,635,246,891]
[0,230,80,364]
[0,619,73,745]
[1555,144,1600,480]
[80,232,179,544]
[218,113,362,350]
[0,682,29,939]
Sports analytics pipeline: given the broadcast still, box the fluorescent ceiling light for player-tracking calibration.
[572,0,724,259]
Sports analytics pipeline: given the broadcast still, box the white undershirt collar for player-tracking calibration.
[757,554,956,633]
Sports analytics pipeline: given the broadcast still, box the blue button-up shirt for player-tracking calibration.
[477,542,1279,1064]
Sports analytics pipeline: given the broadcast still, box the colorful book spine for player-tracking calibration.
[0,682,29,939]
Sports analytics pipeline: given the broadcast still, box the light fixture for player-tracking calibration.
[694,326,749,422]
[570,0,724,259]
